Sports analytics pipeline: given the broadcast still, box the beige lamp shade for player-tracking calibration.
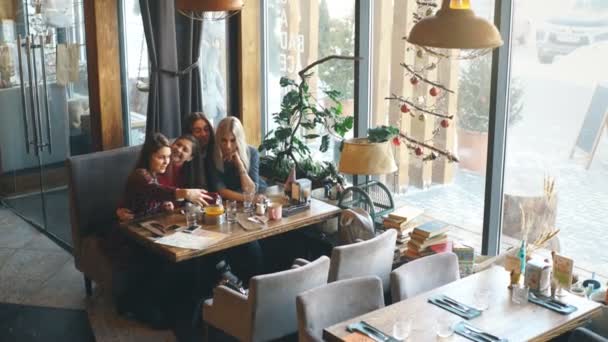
[407,0,503,50]
[339,138,398,175]
[176,0,244,12]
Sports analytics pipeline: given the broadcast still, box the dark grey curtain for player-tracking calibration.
[140,0,181,138]
[176,15,204,129]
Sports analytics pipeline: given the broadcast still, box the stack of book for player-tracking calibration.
[405,220,451,260]
[383,205,423,243]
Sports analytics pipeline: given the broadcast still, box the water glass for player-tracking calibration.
[185,211,198,227]
[243,191,255,214]
[512,285,530,304]
[435,313,455,338]
[226,200,238,223]
[392,317,412,340]
[473,289,490,311]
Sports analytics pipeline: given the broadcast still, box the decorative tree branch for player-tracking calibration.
[386,94,453,119]
[399,132,459,162]
[298,55,362,82]
[400,63,454,94]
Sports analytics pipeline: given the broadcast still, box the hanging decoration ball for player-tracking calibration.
[392,136,401,146]
[429,87,439,97]
[400,104,410,113]
[410,76,419,86]
[418,113,425,121]
[441,119,450,128]
[415,146,423,156]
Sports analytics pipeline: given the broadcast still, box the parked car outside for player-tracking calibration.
[536,0,608,63]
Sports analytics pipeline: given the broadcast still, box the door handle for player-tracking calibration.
[16,35,31,154]
[24,36,40,156]
[30,34,44,153]
[39,35,52,154]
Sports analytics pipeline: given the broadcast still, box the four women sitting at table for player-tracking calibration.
[116,114,263,299]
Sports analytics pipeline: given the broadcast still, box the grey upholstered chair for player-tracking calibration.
[203,256,330,342]
[296,276,385,342]
[68,145,141,296]
[390,252,460,302]
[329,229,397,292]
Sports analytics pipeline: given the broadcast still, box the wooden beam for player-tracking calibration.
[237,0,262,147]
[84,0,124,151]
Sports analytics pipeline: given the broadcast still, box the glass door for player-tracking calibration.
[0,0,91,248]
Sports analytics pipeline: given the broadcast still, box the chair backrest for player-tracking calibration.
[67,145,140,258]
[248,256,330,342]
[329,229,397,290]
[390,252,460,302]
[296,276,384,342]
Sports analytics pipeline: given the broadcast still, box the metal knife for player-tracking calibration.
[436,298,469,315]
[361,321,399,342]
[347,324,384,342]
[463,324,501,341]
[442,296,472,311]
[462,327,495,342]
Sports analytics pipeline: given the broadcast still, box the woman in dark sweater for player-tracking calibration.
[118,133,211,220]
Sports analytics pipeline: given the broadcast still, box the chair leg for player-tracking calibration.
[84,276,92,297]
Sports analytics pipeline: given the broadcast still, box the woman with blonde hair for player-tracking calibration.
[213,116,260,201]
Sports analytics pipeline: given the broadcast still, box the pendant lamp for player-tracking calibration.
[176,0,244,12]
[407,0,503,50]
[176,0,244,20]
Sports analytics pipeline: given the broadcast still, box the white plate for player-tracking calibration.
[590,289,607,304]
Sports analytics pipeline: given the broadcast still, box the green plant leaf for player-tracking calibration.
[303,134,320,139]
[280,77,297,87]
[320,135,330,152]
[275,127,292,140]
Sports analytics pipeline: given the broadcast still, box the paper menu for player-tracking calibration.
[154,231,226,250]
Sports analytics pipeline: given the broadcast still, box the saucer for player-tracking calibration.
[590,290,607,304]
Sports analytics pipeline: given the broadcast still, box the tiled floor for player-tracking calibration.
[0,207,176,342]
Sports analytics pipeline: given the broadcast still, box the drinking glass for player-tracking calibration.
[185,211,198,227]
[392,317,412,340]
[226,200,238,223]
[435,313,454,338]
[512,285,529,304]
[473,289,490,311]
[243,191,255,214]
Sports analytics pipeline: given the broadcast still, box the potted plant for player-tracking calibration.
[457,54,524,173]
[258,55,357,188]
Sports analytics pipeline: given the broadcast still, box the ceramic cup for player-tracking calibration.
[268,202,282,220]
[255,202,267,215]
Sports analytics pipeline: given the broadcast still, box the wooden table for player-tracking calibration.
[324,266,603,342]
[122,198,341,263]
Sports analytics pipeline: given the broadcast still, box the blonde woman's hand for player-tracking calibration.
[116,207,134,222]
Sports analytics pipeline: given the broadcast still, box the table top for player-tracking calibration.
[122,198,341,263]
[324,266,603,342]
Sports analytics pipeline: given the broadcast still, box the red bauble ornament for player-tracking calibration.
[441,119,449,128]
[392,136,401,146]
[415,146,423,156]
[400,104,409,113]
[410,77,419,85]
[429,87,439,97]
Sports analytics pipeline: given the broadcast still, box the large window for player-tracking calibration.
[260,0,608,271]
[120,1,228,145]
[264,0,355,165]
[503,0,608,278]
[366,1,499,252]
